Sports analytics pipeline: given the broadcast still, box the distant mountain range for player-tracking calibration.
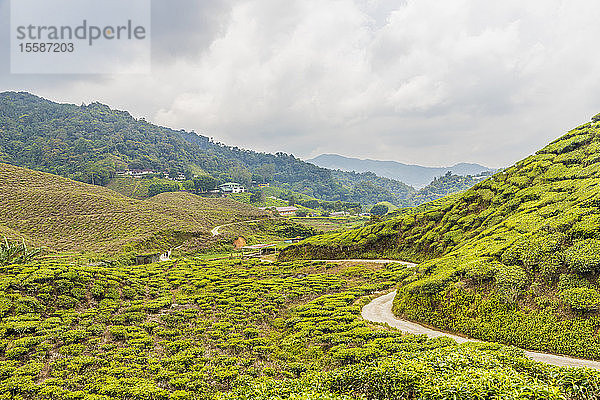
[307,154,494,188]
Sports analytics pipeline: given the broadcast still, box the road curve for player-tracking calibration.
[211,219,268,236]
[362,290,600,370]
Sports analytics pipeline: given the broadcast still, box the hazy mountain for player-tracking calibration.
[307,154,494,188]
[0,92,414,206]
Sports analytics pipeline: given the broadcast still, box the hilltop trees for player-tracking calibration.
[370,204,389,216]
[192,175,218,193]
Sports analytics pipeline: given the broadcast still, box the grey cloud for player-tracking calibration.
[1,0,600,169]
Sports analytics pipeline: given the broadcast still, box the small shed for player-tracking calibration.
[233,236,247,249]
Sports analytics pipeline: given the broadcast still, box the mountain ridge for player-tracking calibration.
[307,153,494,188]
[0,91,416,206]
[0,91,484,206]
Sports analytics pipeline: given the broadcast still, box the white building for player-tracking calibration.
[275,206,299,216]
[219,182,247,193]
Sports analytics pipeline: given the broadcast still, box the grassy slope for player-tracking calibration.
[0,163,267,253]
[148,191,267,227]
[281,116,600,359]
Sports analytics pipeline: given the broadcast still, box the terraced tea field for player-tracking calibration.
[0,163,268,253]
[0,257,598,399]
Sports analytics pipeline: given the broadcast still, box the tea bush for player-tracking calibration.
[0,257,597,399]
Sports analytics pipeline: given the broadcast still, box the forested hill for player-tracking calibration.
[0,91,415,205]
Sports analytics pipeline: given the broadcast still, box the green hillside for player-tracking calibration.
[0,163,267,253]
[281,114,600,360]
[411,171,480,204]
[0,91,416,205]
[0,257,597,399]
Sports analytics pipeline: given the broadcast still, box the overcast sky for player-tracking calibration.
[2,0,600,168]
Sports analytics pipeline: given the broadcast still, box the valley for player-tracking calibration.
[2,95,600,399]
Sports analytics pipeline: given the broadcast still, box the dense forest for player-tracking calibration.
[0,92,422,205]
[411,171,482,204]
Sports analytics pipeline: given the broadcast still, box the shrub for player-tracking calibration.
[0,237,42,266]
[464,259,499,284]
[557,273,590,292]
[495,265,527,302]
[564,239,600,273]
[559,287,600,311]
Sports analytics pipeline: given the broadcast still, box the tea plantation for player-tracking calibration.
[281,115,600,361]
[0,256,598,399]
[0,163,270,254]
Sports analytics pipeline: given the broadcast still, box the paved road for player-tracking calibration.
[362,290,600,370]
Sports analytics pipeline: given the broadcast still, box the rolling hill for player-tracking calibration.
[0,91,415,205]
[0,163,269,253]
[282,113,600,360]
[307,153,493,188]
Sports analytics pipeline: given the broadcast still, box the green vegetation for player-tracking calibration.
[0,257,597,399]
[330,170,415,206]
[281,115,600,360]
[0,238,42,266]
[216,218,317,245]
[229,187,365,217]
[290,216,369,233]
[0,92,424,206]
[369,204,389,216]
[106,177,182,200]
[411,172,479,204]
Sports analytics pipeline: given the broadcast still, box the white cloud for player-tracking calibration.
[2,0,600,168]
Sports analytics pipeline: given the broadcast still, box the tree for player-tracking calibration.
[296,209,308,217]
[182,180,194,191]
[148,182,179,197]
[231,167,252,187]
[370,204,389,216]
[249,190,265,204]
[193,175,217,193]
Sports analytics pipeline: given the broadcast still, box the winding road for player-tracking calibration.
[362,289,600,370]
[306,258,600,369]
